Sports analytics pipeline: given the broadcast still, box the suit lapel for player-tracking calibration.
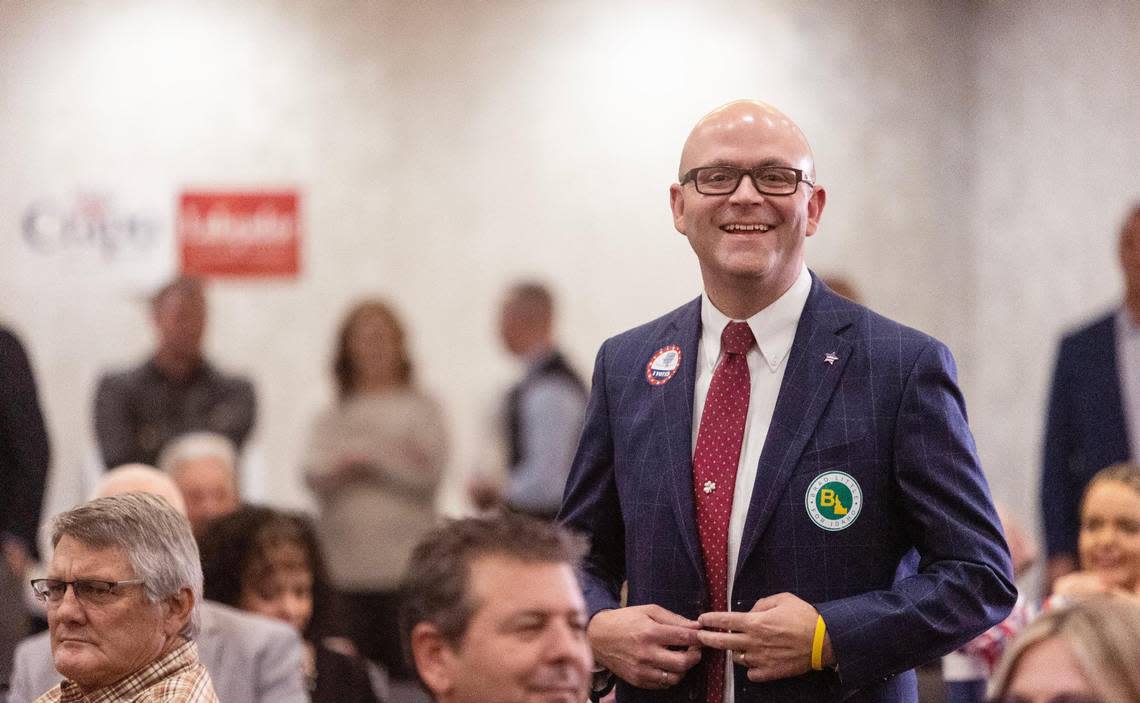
[736,279,856,575]
[656,297,705,578]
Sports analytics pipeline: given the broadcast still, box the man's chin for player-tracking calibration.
[54,645,101,683]
[527,684,587,703]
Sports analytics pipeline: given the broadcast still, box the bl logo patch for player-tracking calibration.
[805,471,863,531]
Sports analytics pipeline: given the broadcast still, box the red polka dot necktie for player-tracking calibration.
[693,320,754,703]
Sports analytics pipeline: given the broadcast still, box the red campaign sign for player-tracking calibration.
[178,191,301,277]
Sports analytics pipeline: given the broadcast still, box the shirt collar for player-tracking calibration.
[700,265,812,372]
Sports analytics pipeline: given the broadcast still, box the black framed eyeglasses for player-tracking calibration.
[30,578,146,606]
[680,165,814,196]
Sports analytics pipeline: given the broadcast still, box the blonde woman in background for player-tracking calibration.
[303,299,448,686]
[987,595,1140,703]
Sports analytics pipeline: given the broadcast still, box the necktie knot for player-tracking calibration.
[721,321,755,356]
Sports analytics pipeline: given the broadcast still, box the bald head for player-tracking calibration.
[678,100,816,181]
[668,99,827,319]
[95,463,188,516]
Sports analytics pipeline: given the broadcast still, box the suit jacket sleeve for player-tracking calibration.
[559,340,625,618]
[1041,337,1080,559]
[815,339,1016,690]
[253,623,310,703]
[8,632,59,703]
[0,329,50,559]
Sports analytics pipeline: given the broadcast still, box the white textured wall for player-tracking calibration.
[967,0,1140,531]
[1,1,1135,551]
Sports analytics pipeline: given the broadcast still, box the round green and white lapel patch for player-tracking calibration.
[805,471,863,531]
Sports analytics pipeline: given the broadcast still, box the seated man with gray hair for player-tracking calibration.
[158,432,241,539]
[30,492,217,702]
[9,464,308,703]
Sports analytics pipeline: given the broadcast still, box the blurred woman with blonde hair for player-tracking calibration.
[987,594,1140,703]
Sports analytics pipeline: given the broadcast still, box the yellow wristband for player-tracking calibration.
[811,614,826,671]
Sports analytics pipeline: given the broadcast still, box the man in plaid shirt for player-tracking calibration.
[30,493,217,702]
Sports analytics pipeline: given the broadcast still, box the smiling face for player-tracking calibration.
[670,101,826,313]
[1078,479,1140,591]
[46,536,175,691]
[428,555,592,703]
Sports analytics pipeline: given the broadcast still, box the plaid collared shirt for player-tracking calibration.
[34,640,219,703]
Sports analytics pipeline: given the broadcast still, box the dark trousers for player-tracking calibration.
[339,589,414,682]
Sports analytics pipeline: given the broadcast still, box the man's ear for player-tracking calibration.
[804,185,827,238]
[669,183,688,235]
[411,622,459,697]
[161,587,194,637]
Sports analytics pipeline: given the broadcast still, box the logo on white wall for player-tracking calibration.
[178,191,301,278]
[22,193,161,261]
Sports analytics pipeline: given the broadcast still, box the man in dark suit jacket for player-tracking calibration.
[560,100,1015,702]
[1042,204,1140,589]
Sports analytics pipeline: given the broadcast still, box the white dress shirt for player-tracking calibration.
[1116,307,1140,459]
[691,265,812,703]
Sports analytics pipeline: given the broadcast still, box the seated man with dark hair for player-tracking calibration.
[401,513,594,703]
[31,492,217,702]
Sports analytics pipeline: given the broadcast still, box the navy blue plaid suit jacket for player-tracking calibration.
[560,273,1015,702]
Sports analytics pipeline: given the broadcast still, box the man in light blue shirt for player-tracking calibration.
[471,282,587,519]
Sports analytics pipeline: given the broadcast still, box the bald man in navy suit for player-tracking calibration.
[560,100,1015,702]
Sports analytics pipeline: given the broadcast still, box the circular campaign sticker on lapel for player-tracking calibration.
[645,345,682,385]
[805,471,863,531]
